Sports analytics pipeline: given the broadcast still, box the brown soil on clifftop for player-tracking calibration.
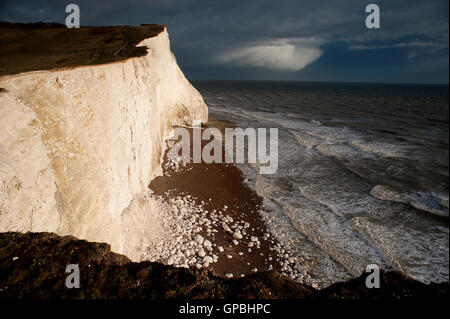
[0,22,165,76]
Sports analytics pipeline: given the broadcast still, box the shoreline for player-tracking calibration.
[146,117,302,280]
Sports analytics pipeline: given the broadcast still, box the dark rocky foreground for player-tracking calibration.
[0,232,448,299]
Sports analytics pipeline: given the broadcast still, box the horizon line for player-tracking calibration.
[189,79,450,86]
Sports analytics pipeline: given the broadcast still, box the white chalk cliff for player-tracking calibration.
[0,27,208,255]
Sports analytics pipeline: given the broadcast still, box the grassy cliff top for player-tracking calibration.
[0,22,165,76]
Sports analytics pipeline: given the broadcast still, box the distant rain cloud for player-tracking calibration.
[218,43,323,71]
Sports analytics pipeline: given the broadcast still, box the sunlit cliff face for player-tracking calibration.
[0,27,208,254]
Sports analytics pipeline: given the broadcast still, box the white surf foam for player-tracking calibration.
[371,185,449,218]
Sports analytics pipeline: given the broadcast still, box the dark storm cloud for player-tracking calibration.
[1,0,448,83]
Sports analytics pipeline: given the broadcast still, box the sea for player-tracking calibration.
[194,80,449,287]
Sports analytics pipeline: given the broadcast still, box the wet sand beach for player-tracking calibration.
[149,120,280,278]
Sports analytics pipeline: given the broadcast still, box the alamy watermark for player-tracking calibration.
[65,264,80,288]
[65,4,80,28]
[365,264,380,288]
[64,3,380,30]
[169,126,279,174]
[365,4,380,29]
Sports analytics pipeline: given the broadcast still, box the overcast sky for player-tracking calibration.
[1,0,448,84]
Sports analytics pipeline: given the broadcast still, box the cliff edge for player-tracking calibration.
[0,23,208,254]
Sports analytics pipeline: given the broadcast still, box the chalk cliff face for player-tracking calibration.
[0,27,208,253]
